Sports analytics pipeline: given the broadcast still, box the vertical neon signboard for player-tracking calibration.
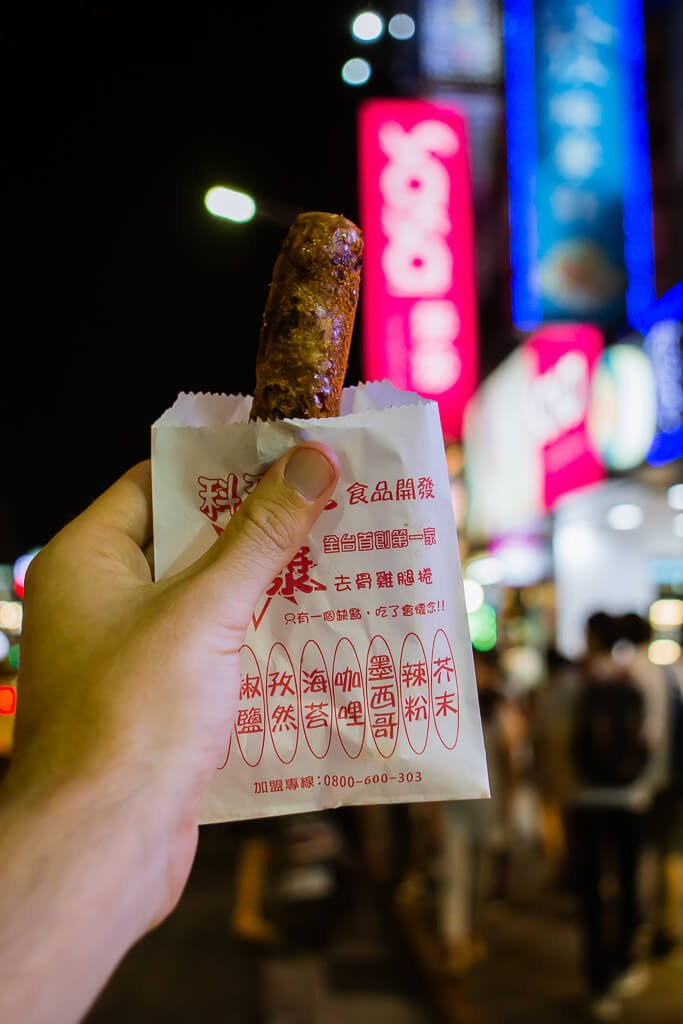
[358,99,478,440]
[502,0,655,330]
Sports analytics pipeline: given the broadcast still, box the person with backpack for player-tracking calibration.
[570,612,653,1022]
[625,610,683,958]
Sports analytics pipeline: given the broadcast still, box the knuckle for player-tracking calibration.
[239,495,301,556]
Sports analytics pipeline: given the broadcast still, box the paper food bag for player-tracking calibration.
[152,381,489,824]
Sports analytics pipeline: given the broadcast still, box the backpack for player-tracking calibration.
[572,672,648,787]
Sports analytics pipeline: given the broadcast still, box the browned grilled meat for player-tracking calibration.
[249,212,363,421]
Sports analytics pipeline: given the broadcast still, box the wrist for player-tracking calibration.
[0,764,190,1024]
[2,752,190,918]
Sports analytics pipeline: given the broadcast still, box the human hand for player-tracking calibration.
[8,442,339,927]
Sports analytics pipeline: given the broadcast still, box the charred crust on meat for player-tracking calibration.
[249,212,363,422]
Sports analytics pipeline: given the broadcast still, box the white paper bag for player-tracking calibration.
[152,381,489,824]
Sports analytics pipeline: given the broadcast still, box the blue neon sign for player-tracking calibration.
[640,282,683,467]
[502,0,655,330]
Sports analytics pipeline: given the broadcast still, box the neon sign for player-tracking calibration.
[465,324,605,538]
[502,0,655,329]
[358,99,478,440]
[638,282,683,466]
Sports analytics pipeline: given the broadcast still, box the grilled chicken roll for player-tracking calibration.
[249,211,363,421]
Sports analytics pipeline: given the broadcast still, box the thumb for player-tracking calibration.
[189,442,339,631]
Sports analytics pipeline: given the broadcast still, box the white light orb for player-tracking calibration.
[352,11,384,41]
[648,639,681,666]
[204,186,256,223]
[649,599,683,629]
[605,503,643,531]
[388,14,415,40]
[341,57,372,85]
[463,579,484,614]
[466,555,504,586]
[668,484,683,511]
[553,520,600,569]
[0,602,22,631]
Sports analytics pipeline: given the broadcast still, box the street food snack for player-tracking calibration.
[249,212,363,421]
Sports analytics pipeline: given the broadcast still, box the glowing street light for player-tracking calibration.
[205,186,256,223]
[388,14,415,40]
[341,57,372,85]
[352,11,383,41]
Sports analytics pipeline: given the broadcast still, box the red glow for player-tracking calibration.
[358,99,478,440]
[0,686,17,716]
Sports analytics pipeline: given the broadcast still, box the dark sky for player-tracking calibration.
[3,4,402,558]
[6,3,677,561]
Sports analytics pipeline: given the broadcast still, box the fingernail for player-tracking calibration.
[284,447,336,501]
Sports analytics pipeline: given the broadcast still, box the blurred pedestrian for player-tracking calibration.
[231,820,280,944]
[620,612,683,957]
[570,612,653,1021]
[533,647,581,884]
[437,648,517,975]
[649,660,683,956]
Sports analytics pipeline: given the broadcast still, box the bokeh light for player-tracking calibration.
[352,11,383,42]
[204,186,256,223]
[648,638,681,666]
[649,598,683,629]
[341,58,372,86]
[468,603,497,651]
[388,14,415,40]
[668,484,683,510]
[465,555,504,586]
[0,602,22,632]
[0,683,16,715]
[463,579,485,614]
[13,549,40,600]
[605,503,643,531]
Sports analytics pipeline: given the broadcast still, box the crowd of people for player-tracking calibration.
[381,611,682,1022]
[534,612,683,1020]
[225,609,682,1023]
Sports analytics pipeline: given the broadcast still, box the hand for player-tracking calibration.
[7,442,339,924]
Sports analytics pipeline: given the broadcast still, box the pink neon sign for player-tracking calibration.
[523,323,605,510]
[358,99,478,440]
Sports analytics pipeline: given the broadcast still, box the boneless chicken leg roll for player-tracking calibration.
[249,212,363,421]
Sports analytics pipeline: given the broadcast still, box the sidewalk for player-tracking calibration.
[86,821,437,1024]
[258,879,435,1024]
[394,842,683,1024]
[467,898,683,1024]
[85,817,683,1024]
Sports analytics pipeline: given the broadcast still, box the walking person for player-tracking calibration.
[570,613,653,1022]
[437,648,517,974]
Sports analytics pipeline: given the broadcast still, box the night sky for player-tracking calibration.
[3,4,408,559]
